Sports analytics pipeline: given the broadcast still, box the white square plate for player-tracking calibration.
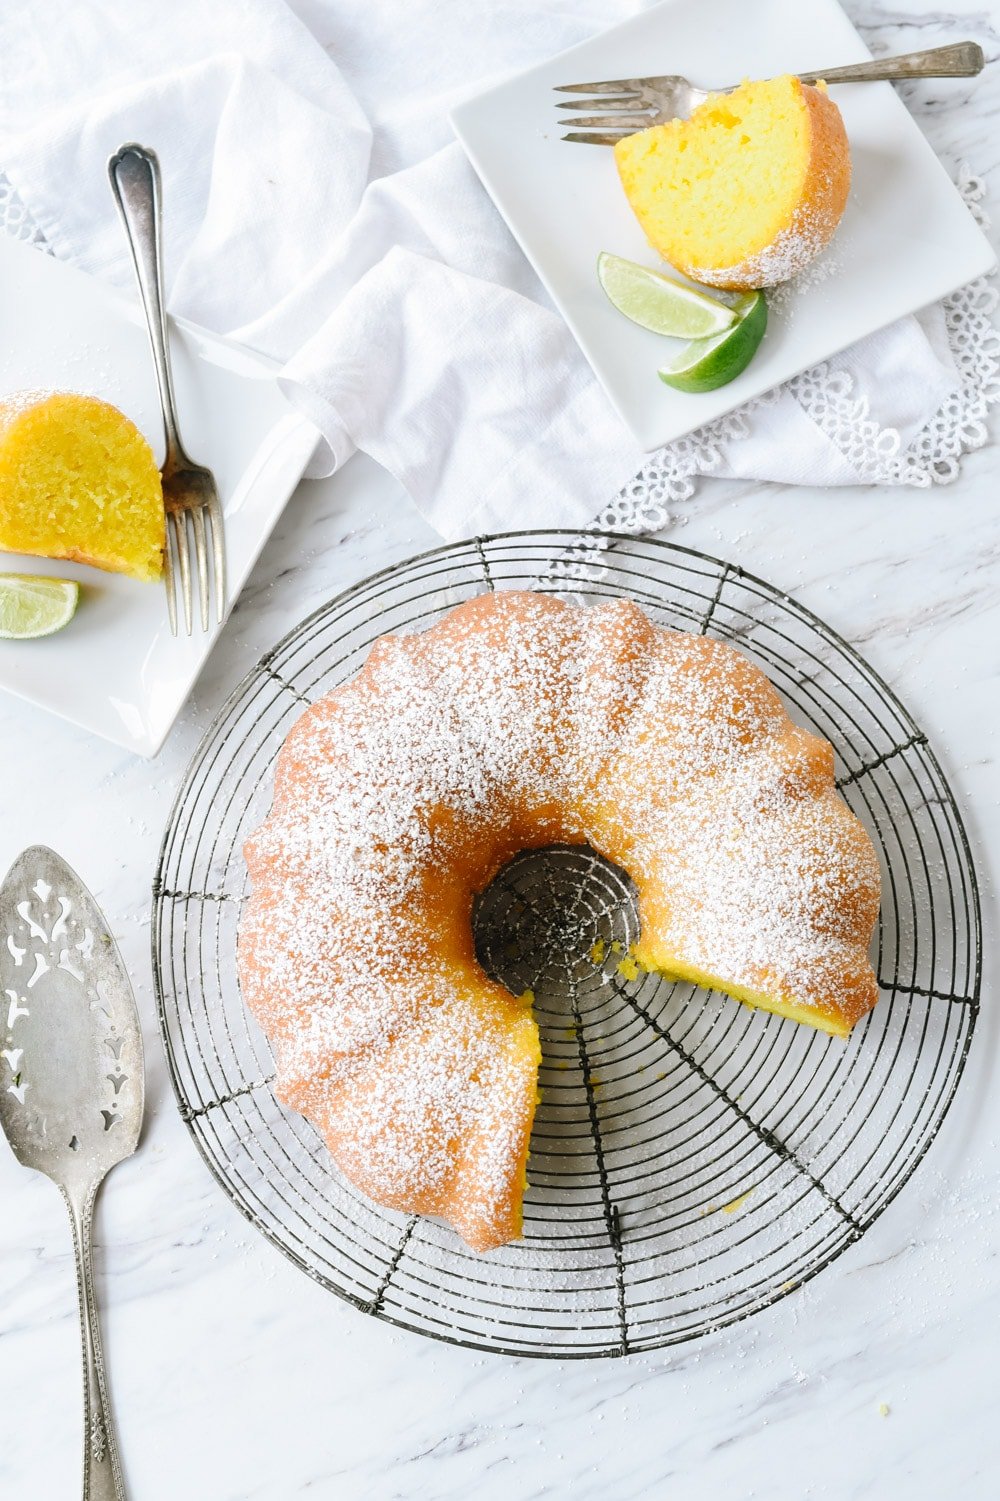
[451,0,996,451]
[0,235,318,757]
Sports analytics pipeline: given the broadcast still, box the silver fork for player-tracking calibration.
[108,144,227,635]
[556,40,985,143]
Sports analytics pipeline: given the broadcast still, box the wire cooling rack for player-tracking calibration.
[153,532,980,1358]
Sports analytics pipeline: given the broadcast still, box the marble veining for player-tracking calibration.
[2,1,1000,1497]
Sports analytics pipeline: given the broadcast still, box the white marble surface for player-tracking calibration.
[3,3,1000,1497]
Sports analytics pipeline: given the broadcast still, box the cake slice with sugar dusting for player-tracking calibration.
[614,75,851,291]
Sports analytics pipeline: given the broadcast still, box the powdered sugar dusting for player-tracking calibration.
[766,243,844,316]
[0,387,59,423]
[238,591,880,1250]
[690,191,836,291]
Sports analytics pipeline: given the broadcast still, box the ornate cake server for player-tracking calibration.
[0,847,144,1501]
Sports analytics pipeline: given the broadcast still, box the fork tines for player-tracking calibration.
[554,80,656,142]
[554,78,647,93]
[560,129,647,145]
[163,492,227,636]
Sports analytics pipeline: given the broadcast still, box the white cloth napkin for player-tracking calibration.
[0,0,961,539]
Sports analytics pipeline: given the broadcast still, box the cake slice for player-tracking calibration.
[614,75,851,291]
[0,391,164,581]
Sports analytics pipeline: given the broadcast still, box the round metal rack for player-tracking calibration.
[152,531,980,1358]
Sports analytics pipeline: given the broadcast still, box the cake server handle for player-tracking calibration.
[65,1178,128,1501]
[797,40,984,86]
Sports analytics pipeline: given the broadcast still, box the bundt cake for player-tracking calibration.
[614,75,851,291]
[239,590,880,1252]
[0,391,164,581]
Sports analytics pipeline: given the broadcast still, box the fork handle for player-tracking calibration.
[107,144,186,473]
[798,41,984,86]
[64,1180,127,1501]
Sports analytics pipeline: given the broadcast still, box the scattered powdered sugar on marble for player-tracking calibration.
[238,591,880,1247]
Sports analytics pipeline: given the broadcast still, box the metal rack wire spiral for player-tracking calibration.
[152,532,980,1358]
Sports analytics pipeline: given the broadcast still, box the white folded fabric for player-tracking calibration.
[0,0,964,540]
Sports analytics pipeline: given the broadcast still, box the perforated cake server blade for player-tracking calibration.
[0,846,144,1501]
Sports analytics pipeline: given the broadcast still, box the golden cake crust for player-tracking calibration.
[239,591,881,1251]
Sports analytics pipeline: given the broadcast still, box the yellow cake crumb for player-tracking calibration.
[617,956,639,981]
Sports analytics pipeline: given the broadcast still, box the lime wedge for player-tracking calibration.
[659,292,768,393]
[598,252,737,338]
[0,574,80,639]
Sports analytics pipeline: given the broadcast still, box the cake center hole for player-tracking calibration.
[472,844,640,1015]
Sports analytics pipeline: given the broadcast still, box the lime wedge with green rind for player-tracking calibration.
[598,252,737,339]
[0,574,80,639]
[658,291,768,393]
